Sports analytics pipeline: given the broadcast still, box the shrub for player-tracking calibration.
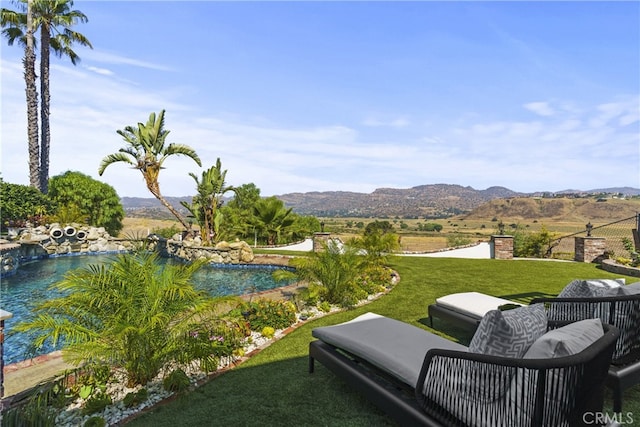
[245,299,297,331]
[318,301,332,313]
[81,392,112,415]
[84,416,106,427]
[163,369,191,393]
[123,388,148,408]
[261,326,276,339]
[152,224,183,239]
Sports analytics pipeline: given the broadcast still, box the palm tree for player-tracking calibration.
[14,252,244,386]
[252,196,295,245]
[181,158,236,245]
[1,0,91,193]
[32,0,92,193]
[2,0,40,190]
[98,110,202,230]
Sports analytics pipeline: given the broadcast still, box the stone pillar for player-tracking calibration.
[313,232,331,252]
[0,309,13,399]
[490,235,514,259]
[575,237,606,263]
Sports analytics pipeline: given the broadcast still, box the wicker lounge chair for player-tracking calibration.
[309,309,619,427]
[531,279,640,412]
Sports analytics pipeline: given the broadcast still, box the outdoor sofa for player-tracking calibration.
[309,305,619,426]
[530,279,640,412]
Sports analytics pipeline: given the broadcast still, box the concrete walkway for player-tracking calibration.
[265,238,492,259]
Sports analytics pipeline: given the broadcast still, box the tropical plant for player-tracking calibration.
[181,158,236,245]
[1,0,92,193]
[98,110,202,230]
[283,240,365,307]
[14,252,243,386]
[348,228,400,266]
[253,196,295,245]
[48,170,124,235]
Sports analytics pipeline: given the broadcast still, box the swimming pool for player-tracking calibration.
[0,254,294,365]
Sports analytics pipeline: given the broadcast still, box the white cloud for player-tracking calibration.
[362,117,410,128]
[85,65,114,76]
[524,101,555,117]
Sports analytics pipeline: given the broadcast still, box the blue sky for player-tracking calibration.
[1,1,639,198]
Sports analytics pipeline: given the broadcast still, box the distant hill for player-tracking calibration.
[277,184,522,217]
[464,197,640,222]
[120,186,640,219]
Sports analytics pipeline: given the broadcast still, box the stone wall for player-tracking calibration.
[162,237,254,264]
[0,224,133,277]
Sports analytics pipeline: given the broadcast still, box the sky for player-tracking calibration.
[1,1,639,198]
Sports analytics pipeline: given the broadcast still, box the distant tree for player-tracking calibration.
[0,179,52,229]
[48,171,124,235]
[364,220,393,235]
[219,183,261,242]
[98,110,201,230]
[181,158,236,245]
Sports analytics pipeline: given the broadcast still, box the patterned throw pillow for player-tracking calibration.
[469,303,547,358]
[558,279,624,298]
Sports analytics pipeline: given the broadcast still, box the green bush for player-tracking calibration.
[245,299,297,331]
[163,369,191,393]
[152,224,183,239]
[84,416,107,427]
[123,388,148,408]
[261,326,276,339]
[81,392,112,415]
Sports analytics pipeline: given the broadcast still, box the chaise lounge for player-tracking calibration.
[309,305,619,426]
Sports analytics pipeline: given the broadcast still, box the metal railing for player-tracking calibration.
[547,213,639,260]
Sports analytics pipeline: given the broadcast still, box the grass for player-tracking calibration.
[128,257,640,426]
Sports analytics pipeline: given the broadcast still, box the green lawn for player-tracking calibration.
[128,257,640,426]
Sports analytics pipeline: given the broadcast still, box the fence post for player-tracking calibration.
[633,213,640,251]
[574,236,606,263]
[313,232,331,252]
[490,235,514,259]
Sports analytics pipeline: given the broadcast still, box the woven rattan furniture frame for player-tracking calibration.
[532,294,640,412]
[309,321,619,427]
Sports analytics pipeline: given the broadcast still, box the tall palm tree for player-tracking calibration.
[181,158,236,245]
[2,0,40,189]
[32,0,92,193]
[99,110,202,230]
[1,0,91,193]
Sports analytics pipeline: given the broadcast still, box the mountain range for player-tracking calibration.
[121,185,640,219]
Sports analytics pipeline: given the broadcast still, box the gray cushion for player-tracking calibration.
[558,279,623,298]
[601,281,640,297]
[312,312,467,387]
[468,303,547,357]
[524,318,604,359]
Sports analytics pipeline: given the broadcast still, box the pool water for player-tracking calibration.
[0,254,294,365]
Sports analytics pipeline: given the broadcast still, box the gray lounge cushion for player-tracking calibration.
[469,303,547,358]
[312,312,467,387]
[524,318,604,359]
